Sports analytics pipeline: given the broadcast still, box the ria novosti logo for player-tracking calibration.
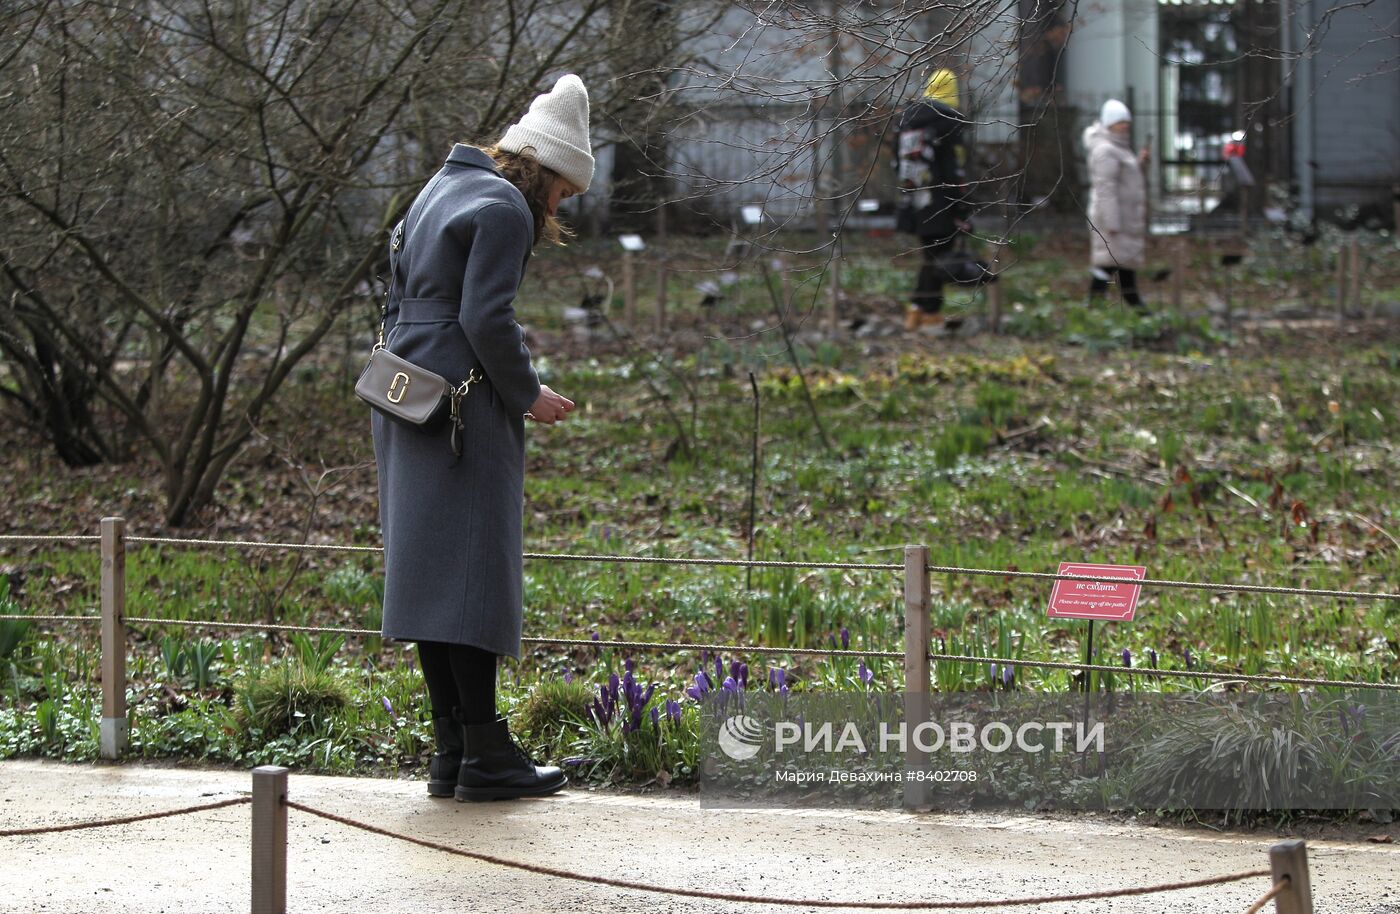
[717,716,1105,758]
[717,715,764,760]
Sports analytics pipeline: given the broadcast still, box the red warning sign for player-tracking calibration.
[1046,562,1146,621]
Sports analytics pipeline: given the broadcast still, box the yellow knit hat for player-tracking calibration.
[923,69,959,108]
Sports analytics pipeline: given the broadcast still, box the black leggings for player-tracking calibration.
[1088,267,1142,306]
[417,641,498,725]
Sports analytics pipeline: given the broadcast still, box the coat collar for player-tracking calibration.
[445,144,499,172]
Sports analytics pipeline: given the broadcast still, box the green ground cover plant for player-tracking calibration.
[1,232,1397,817]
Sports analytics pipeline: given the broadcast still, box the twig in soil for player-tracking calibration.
[1347,512,1400,552]
[1220,482,1260,508]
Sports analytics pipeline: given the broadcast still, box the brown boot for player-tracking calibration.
[905,307,944,331]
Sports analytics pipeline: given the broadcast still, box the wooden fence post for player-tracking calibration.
[903,544,932,810]
[252,766,289,914]
[1269,839,1313,914]
[827,245,842,335]
[1335,243,1349,321]
[1394,184,1400,250]
[1171,237,1186,311]
[99,516,128,759]
[655,255,668,335]
[1347,238,1363,317]
[985,241,1004,334]
[621,249,636,327]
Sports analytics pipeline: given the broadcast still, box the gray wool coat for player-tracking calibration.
[1083,122,1147,270]
[371,144,542,658]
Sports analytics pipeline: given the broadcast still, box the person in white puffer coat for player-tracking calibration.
[1083,98,1148,307]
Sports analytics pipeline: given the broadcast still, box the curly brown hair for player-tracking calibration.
[482,145,575,247]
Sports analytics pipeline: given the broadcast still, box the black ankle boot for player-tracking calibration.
[427,715,464,798]
[456,716,566,802]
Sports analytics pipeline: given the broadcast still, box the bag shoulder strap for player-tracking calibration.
[375,216,409,351]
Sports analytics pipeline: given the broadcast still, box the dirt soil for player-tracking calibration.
[1,759,1396,913]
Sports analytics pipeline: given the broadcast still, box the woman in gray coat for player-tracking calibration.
[372,75,591,801]
[1083,98,1149,307]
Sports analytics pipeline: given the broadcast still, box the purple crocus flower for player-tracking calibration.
[859,661,874,686]
[840,627,850,650]
[590,676,619,729]
[715,655,725,686]
[626,682,656,734]
[1148,649,1158,670]
[564,669,574,684]
[988,663,998,682]
[1184,648,1193,669]
[590,630,600,641]
[1122,649,1132,668]
[381,696,394,716]
[1002,665,1014,688]
[722,676,739,694]
[730,660,742,684]
[768,667,779,689]
[738,663,749,689]
[625,658,635,674]
[665,699,682,725]
[685,671,711,701]
[650,706,660,728]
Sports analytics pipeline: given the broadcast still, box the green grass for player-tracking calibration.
[1,233,1398,805]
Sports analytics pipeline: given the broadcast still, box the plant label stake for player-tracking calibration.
[618,234,645,326]
[746,371,760,590]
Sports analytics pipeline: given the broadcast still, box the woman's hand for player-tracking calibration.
[525,385,575,424]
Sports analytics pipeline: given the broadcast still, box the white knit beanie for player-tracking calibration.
[1100,99,1131,128]
[498,74,594,193]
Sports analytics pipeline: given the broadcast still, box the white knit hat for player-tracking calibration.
[1100,99,1131,128]
[498,74,594,193]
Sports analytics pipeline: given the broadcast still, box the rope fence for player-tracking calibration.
[0,534,100,544]
[3,616,1396,692]
[2,519,1397,787]
[1244,879,1292,914]
[0,613,100,625]
[123,617,382,637]
[2,529,1397,600]
[0,797,250,837]
[257,768,1313,912]
[925,652,1400,692]
[286,797,1273,909]
[0,768,1318,912]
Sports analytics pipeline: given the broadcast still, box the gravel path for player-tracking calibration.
[1,759,1396,913]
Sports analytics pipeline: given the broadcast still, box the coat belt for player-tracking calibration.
[396,298,460,323]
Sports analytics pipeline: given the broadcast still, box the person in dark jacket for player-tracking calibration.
[894,69,992,331]
[372,74,590,802]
